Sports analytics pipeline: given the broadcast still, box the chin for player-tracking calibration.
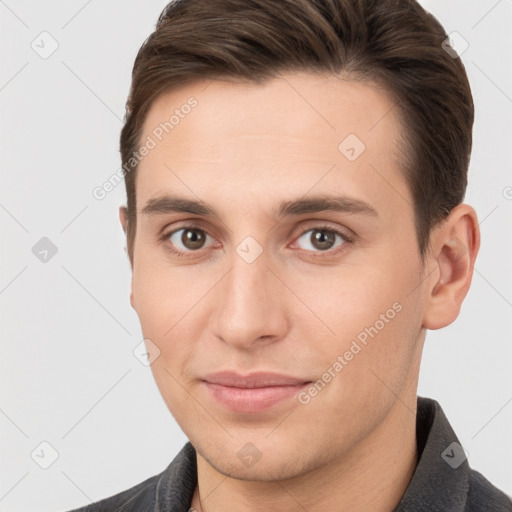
[193,433,324,482]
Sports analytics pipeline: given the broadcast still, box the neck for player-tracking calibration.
[191,390,419,512]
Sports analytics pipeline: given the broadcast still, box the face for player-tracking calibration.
[127,72,429,480]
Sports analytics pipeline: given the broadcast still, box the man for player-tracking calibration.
[68,0,512,510]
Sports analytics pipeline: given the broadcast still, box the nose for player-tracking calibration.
[209,244,289,350]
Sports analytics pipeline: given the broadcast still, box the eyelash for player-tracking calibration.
[159,222,355,259]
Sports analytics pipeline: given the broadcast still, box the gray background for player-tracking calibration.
[1,0,511,510]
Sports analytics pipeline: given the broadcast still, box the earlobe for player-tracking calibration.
[422,204,480,330]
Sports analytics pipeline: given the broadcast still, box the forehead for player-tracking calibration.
[136,72,409,220]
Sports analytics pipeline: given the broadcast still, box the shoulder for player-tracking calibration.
[61,442,197,512]
[465,468,512,511]
[63,472,161,512]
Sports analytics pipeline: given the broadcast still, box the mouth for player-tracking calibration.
[200,371,313,413]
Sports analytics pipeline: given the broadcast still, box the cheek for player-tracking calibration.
[132,268,170,337]
[131,258,210,373]
[132,252,192,333]
[292,264,408,339]
[294,271,423,438]
[294,252,423,377]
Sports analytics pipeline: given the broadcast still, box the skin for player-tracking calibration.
[119,72,480,512]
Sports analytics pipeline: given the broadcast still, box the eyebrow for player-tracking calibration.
[141,194,379,219]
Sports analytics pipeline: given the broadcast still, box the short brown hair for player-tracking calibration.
[120,0,473,267]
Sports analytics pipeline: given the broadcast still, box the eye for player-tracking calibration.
[294,226,351,254]
[161,225,215,257]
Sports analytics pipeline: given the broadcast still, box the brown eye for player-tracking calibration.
[166,227,211,252]
[295,227,348,253]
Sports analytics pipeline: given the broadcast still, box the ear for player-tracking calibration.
[422,203,480,330]
[119,205,129,234]
[119,206,135,309]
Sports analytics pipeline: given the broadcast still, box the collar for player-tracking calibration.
[392,396,469,511]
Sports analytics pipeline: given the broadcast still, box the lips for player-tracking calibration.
[201,371,312,413]
[202,371,310,388]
